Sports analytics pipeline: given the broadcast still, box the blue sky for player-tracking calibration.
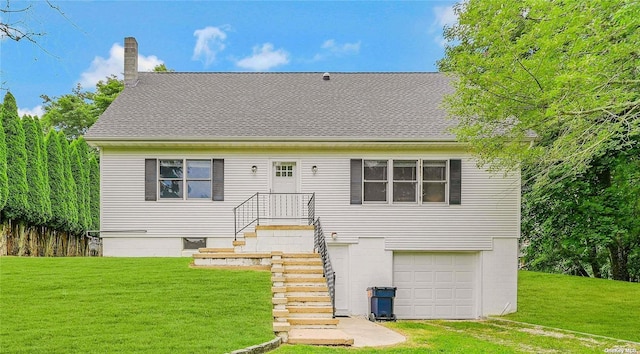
[1,1,457,117]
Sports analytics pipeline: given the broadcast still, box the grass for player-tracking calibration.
[2,259,639,353]
[504,271,640,342]
[273,270,640,353]
[273,319,639,353]
[0,257,273,353]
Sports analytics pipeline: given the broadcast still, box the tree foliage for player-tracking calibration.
[41,85,95,140]
[44,129,67,230]
[0,103,7,211]
[58,131,79,232]
[22,115,51,225]
[1,92,28,221]
[438,0,639,181]
[88,154,100,230]
[439,0,639,281]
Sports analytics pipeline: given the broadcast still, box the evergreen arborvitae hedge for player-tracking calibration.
[0,103,7,211]
[45,130,69,230]
[88,154,100,231]
[1,92,28,221]
[70,139,90,232]
[58,131,79,233]
[22,116,51,225]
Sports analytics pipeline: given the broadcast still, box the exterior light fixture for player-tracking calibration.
[331,232,337,240]
[251,165,258,173]
[312,165,318,174]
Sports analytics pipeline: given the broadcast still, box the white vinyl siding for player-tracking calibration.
[99,148,519,251]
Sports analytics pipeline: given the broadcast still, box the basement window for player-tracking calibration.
[183,238,206,250]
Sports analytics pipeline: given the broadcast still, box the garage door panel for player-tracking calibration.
[395,270,413,282]
[435,271,453,282]
[456,306,473,318]
[415,305,433,317]
[435,305,453,317]
[456,271,474,282]
[414,288,433,299]
[456,288,473,300]
[415,254,433,265]
[435,255,453,265]
[414,271,433,282]
[394,252,477,319]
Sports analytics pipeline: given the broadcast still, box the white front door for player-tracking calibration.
[271,162,297,193]
[268,162,300,223]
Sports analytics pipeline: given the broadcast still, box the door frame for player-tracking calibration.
[269,159,301,193]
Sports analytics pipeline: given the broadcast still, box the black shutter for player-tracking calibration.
[350,159,362,205]
[145,159,157,201]
[212,159,224,201]
[449,159,461,205]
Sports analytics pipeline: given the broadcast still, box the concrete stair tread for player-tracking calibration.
[283,260,323,266]
[198,247,235,253]
[288,329,353,346]
[287,296,331,302]
[284,268,324,274]
[286,286,329,292]
[193,252,271,259]
[288,318,339,325]
[282,253,320,258]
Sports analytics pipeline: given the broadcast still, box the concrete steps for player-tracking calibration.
[190,229,352,346]
[271,252,352,345]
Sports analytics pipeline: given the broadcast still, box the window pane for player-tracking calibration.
[188,180,211,199]
[423,161,446,181]
[364,160,387,180]
[187,160,211,179]
[183,238,206,250]
[394,160,417,181]
[423,182,446,202]
[364,182,387,202]
[159,160,183,178]
[393,182,417,202]
[160,180,183,198]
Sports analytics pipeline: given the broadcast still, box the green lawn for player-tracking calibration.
[2,259,639,353]
[504,271,640,342]
[0,257,273,353]
[274,270,640,353]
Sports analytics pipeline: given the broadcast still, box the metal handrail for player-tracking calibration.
[313,218,336,317]
[233,192,315,240]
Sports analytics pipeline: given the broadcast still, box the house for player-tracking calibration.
[85,37,520,321]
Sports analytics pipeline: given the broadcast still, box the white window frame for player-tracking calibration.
[362,159,389,203]
[421,160,448,204]
[359,159,450,205]
[158,159,212,200]
[392,160,419,203]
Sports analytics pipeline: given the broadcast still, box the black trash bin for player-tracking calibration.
[367,286,397,321]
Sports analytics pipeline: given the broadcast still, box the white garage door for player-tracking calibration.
[393,252,477,319]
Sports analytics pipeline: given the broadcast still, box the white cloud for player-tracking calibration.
[18,105,44,118]
[236,43,289,71]
[310,39,361,62]
[432,6,458,48]
[434,6,457,28]
[192,26,228,66]
[78,43,163,88]
[321,39,361,55]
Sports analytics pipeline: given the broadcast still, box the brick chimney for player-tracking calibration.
[124,37,138,87]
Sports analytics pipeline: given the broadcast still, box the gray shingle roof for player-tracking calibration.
[85,72,457,141]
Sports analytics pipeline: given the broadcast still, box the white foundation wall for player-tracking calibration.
[328,238,394,317]
[480,237,519,316]
[103,237,182,257]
